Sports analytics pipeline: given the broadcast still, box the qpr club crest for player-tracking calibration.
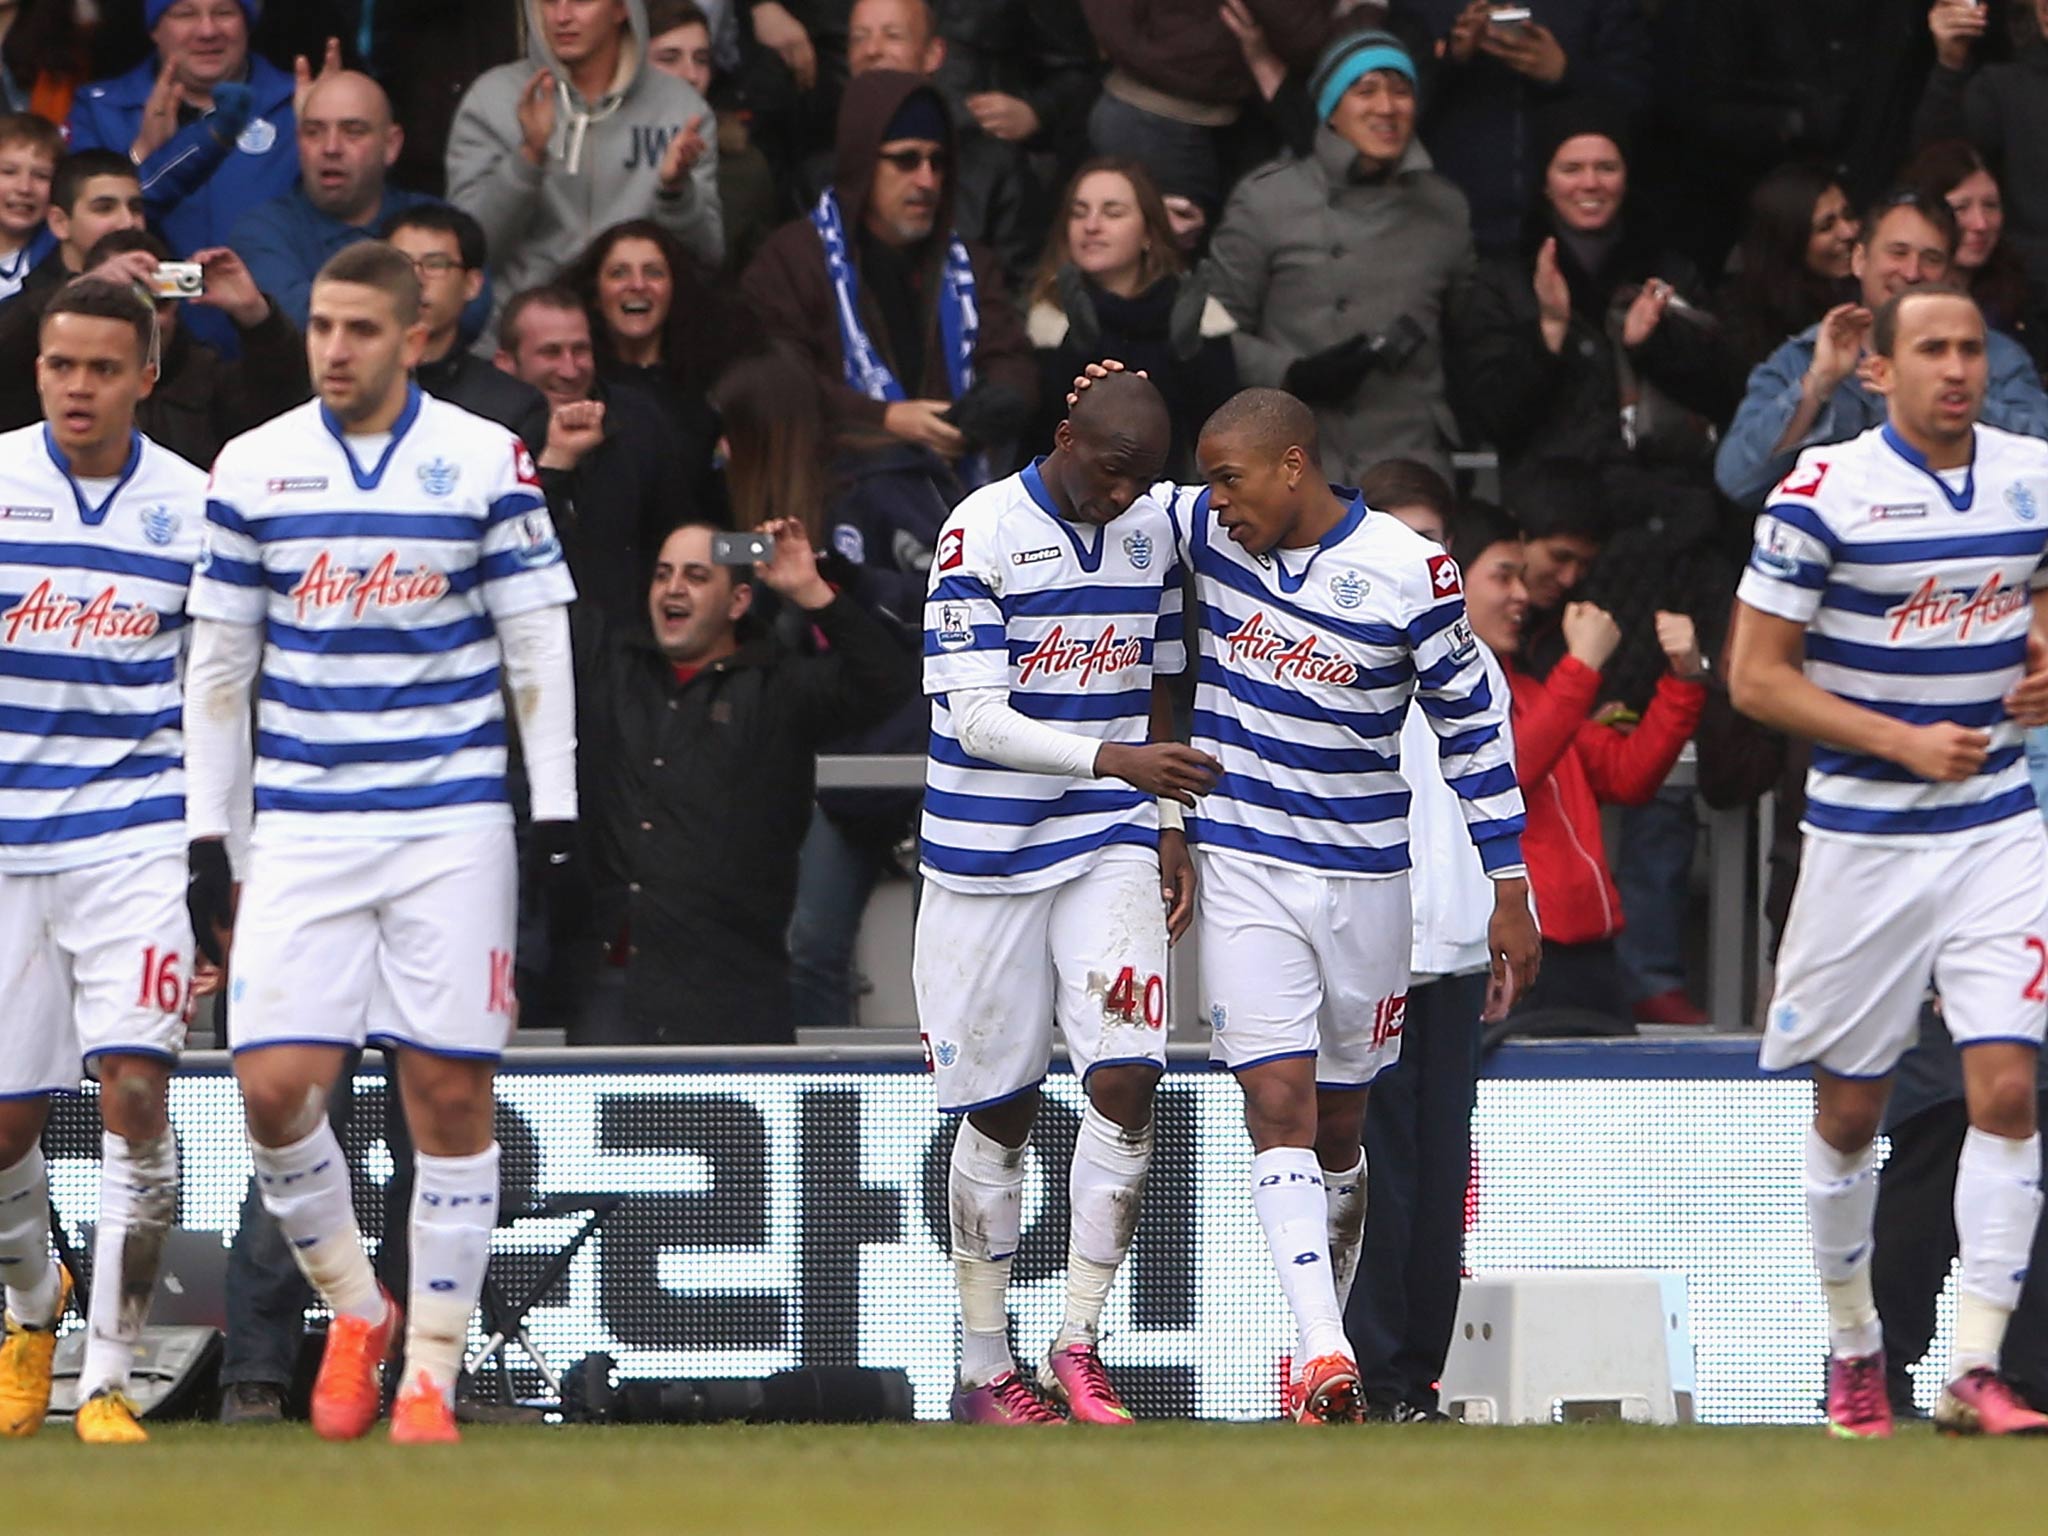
[418,457,460,497]
[2009,483,2040,523]
[933,1040,959,1068]
[1328,570,1367,610]
[1123,531,1153,570]
[139,504,179,546]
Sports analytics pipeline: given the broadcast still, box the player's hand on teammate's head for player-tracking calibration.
[1094,741,1222,806]
[1561,601,1622,672]
[1065,358,1148,410]
[1896,721,1991,783]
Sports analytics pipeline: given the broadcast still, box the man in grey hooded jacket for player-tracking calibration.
[447,0,722,317]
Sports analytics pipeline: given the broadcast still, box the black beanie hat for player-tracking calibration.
[883,88,949,144]
[1529,95,1633,176]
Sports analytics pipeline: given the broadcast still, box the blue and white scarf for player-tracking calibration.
[811,188,986,486]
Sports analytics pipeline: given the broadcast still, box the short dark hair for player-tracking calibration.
[52,149,138,215]
[1505,460,1607,545]
[498,284,586,357]
[313,240,421,324]
[1361,457,1455,522]
[1450,498,1523,575]
[1859,189,1958,258]
[40,275,155,361]
[647,0,712,32]
[1200,387,1322,468]
[383,202,488,272]
[83,227,169,268]
[1872,282,1982,357]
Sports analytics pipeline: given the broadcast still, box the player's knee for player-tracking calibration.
[0,1110,42,1170]
[1814,1101,1883,1153]
[238,1073,326,1147]
[1085,1066,1159,1134]
[1969,1071,2039,1140]
[967,1088,1040,1150]
[96,1067,168,1140]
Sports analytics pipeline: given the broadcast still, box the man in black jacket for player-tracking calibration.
[495,284,693,627]
[386,204,548,453]
[567,516,919,1044]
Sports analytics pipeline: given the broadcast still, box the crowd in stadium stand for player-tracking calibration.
[4,0,2048,1052]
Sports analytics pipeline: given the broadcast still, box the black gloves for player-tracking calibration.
[187,839,234,965]
[1282,316,1431,406]
[529,819,592,937]
[1283,335,1375,406]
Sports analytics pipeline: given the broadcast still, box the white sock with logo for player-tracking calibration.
[949,1119,1026,1387]
[1252,1147,1348,1363]
[0,1147,61,1328]
[401,1145,500,1406]
[77,1130,177,1401]
[1804,1126,1881,1359]
[1057,1105,1152,1349]
[1952,1128,2042,1378]
[250,1119,383,1323]
[1323,1153,1368,1311]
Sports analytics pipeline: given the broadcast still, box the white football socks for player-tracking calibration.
[1323,1152,1368,1312]
[250,1119,384,1323]
[949,1119,1026,1387]
[0,1147,60,1328]
[1804,1125,1881,1359]
[1951,1128,2043,1378]
[77,1130,177,1401]
[1252,1147,1348,1363]
[1058,1105,1152,1349]
[400,1144,500,1406]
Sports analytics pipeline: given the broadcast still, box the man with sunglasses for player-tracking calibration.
[1718,189,2048,509]
[742,69,1035,488]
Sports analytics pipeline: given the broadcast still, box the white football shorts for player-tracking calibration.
[914,846,1170,1113]
[1197,850,1411,1089]
[227,824,518,1060]
[1762,816,2048,1079]
[0,850,194,1098]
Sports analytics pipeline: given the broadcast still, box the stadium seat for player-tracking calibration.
[1439,1270,1697,1424]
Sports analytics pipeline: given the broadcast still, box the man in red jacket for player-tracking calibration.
[1459,506,1707,1026]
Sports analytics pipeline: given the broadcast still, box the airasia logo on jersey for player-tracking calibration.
[290,551,450,623]
[1223,611,1359,686]
[1015,623,1145,685]
[1,580,160,647]
[1885,572,2029,643]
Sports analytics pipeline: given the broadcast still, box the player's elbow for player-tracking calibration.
[1726,649,1774,721]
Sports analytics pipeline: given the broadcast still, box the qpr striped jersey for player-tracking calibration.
[1736,421,2048,843]
[920,460,1184,893]
[0,425,204,872]
[188,385,576,839]
[1161,483,1526,878]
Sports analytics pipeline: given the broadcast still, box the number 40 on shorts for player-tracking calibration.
[1106,966,1165,1030]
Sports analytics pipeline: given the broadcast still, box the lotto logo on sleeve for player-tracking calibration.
[514,441,541,488]
[1426,554,1461,598]
[937,528,965,571]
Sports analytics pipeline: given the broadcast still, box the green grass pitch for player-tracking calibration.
[4,1422,2041,1534]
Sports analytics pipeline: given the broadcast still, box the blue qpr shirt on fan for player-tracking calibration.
[187,385,576,841]
[1737,421,2048,843]
[919,459,1185,893]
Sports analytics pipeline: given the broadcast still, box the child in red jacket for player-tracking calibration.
[1460,513,1709,1025]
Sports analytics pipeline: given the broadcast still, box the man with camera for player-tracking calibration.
[564,517,918,1046]
[1201,27,1473,485]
